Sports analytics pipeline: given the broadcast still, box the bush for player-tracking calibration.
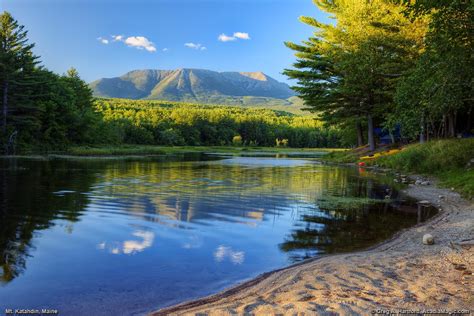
[232,135,243,146]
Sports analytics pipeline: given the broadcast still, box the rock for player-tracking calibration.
[394,179,399,183]
[415,180,422,185]
[421,181,430,185]
[418,200,430,205]
[423,234,434,245]
[438,195,445,200]
[384,195,391,199]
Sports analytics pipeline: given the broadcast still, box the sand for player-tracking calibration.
[152,180,474,316]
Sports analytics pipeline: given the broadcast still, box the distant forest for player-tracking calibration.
[95,99,342,147]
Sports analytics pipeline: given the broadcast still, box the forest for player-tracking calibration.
[284,0,473,150]
[1,0,473,154]
[94,99,342,147]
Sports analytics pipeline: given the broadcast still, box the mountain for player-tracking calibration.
[89,68,296,105]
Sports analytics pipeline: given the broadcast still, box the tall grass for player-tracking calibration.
[375,139,474,198]
[375,139,474,173]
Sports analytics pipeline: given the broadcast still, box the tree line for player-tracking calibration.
[95,99,343,147]
[284,0,473,150]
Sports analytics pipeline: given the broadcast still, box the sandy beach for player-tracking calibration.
[152,180,473,315]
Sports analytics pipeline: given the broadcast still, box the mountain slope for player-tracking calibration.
[90,68,295,104]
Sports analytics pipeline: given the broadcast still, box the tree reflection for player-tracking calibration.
[0,159,98,283]
[279,180,436,262]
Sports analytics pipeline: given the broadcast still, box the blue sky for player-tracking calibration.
[2,0,329,83]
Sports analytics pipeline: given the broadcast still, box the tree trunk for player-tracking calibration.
[356,121,364,147]
[420,115,425,144]
[367,114,375,151]
[2,82,7,134]
[448,113,455,138]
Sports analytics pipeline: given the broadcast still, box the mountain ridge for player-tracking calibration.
[90,68,296,104]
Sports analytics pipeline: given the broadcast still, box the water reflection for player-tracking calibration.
[0,154,436,315]
[97,230,155,255]
[214,245,245,265]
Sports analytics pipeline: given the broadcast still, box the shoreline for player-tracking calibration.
[0,146,343,158]
[151,178,473,315]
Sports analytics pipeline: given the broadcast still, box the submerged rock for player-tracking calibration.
[423,234,434,245]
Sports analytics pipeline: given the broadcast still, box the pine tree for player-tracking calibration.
[284,0,425,150]
[0,12,39,152]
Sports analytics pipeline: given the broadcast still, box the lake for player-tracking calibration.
[0,154,436,315]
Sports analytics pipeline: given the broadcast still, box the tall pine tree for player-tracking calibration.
[0,12,40,153]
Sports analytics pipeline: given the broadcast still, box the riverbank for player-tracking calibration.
[152,178,473,315]
[66,145,344,156]
[324,139,474,198]
[4,145,344,158]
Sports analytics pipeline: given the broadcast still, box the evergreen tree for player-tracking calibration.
[0,12,40,152]
[285,0,425,150]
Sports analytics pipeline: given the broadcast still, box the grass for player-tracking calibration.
[321,139,474,198]
[372,139,474,198]
[65,145,345,156]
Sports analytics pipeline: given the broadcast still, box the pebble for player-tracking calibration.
[423,234,434,245]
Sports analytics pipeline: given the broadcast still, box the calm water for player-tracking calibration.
[0,154,436,315]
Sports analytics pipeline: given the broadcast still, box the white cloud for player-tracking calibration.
[185,42,206,50]
[218,33,236,42]
[124,36,157,52]
[112,35,124,41]
[217,32,251,43]
[97,37,109,44]
[162,48,169,52]
[233,32,250,40]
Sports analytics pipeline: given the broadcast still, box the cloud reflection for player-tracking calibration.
[97,230,154,255]
[213,245,245,264]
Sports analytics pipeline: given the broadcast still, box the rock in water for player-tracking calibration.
[423,234,434,245]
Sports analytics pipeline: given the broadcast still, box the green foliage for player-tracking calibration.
[374,139,474,197]
[94,98,344,148]
[375,139,474,173]
[0,12,98,153]
[391,0,474,140]
[284,0,426,150]
[285,0,472,148]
